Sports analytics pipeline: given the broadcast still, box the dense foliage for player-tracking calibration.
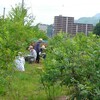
[0,3,47,95]
[42,33,100,99]
[0,2,100,99]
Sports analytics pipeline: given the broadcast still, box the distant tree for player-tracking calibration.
[93,21,100,36]
[47,25,54,37]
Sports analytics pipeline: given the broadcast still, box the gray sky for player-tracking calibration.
[0,0,100,24]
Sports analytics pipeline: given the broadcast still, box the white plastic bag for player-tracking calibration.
[15,56,25,71]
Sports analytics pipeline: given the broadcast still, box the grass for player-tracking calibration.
[0,62,47,100]
[0,61,68,100]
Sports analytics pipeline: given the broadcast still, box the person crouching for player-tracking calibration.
[28,46,37,63]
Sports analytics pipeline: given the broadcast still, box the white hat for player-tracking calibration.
[39,38,43,42]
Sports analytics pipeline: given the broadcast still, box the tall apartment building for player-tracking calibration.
[54,15,93,35]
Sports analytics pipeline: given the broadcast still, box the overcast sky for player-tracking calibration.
[0,0,100,24]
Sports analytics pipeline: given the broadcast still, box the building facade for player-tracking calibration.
[54,15,93,35]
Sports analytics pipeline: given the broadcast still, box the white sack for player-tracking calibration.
[15,56,25,71]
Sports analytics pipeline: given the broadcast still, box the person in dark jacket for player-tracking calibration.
[34,38,43,63]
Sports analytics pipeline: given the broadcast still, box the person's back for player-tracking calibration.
[34,41,41,52]
[34,38,43,63]
[30,48,37,61]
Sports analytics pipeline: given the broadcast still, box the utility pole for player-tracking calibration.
[3,7,5,19]
[22,0,24,25]
[22,0,24,10]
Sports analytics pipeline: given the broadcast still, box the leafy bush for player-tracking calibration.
[41,33,100,99]
[0,3,47,95]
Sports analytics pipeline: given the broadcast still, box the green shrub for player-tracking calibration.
[41,33,100,99]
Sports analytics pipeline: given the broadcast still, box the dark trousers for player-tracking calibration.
[36,52,40,63]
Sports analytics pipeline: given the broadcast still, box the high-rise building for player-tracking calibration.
[54,15,93,35]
